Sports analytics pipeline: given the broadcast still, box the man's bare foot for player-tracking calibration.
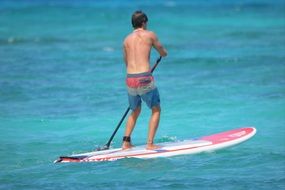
[146,143,161,150]
[122,142,134,150]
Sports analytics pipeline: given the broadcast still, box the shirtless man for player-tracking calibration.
[122,10,167,150]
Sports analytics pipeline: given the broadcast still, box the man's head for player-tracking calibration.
[131,10,148,29]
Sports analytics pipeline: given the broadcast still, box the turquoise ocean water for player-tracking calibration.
[0,0,284,189]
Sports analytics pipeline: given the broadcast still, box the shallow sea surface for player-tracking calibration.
[0,0,284,189]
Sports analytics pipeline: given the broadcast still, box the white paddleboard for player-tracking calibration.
[54,127,256,163]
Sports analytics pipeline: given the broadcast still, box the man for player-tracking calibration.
[122,10,167,150]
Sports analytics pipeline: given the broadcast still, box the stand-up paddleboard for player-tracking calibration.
[54,127,256,163]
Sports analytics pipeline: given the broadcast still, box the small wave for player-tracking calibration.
[164,1,176,7]
[102,47,114,52]
[226,31,264,39]
[0,37,70,45]
[157,136,177,143]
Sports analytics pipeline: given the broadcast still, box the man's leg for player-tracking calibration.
[146,106,161,150]
[122,106,141,150]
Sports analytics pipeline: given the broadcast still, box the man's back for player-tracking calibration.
[124,29,167,74]
[123,29,153,74]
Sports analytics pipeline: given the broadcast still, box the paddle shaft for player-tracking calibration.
[103,56,162,149]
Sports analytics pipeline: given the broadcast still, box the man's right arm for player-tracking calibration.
[151,32,167,57]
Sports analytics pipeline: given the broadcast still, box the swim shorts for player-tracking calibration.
[126,71,160,110]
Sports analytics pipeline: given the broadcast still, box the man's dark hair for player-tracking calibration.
[131,10,148,29]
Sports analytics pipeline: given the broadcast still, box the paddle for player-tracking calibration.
[97,56,162,151]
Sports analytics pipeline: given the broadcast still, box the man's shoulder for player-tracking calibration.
[144,30,157,41]
[145,30,156,36]
[123,33,132,45]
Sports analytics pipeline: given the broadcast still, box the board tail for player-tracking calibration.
[54,155,88,163]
